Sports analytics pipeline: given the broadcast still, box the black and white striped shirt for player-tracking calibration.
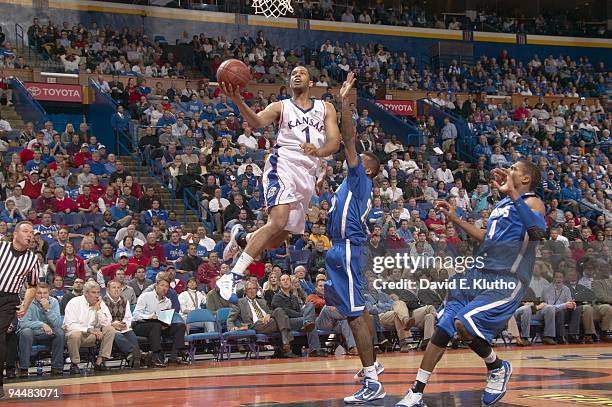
[0,241,39,294]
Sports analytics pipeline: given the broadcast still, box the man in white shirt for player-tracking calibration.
[0,114,12,134]
[435,161,454,184]
[455,189,471,211]
[237,128,258,151]
[103,280,142,368]
[171,117,188,138]
[549,226,569,248]
[132,273,186,366]
[63,280,116,374]
[6,185,32,213]
[208,188,230,233]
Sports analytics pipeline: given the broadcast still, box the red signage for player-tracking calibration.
[375,100,415,116]
[24,82,82,102]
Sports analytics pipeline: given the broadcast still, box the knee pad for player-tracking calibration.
[430,327,452,348]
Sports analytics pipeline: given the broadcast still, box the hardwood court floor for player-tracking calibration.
[4,344,611,406]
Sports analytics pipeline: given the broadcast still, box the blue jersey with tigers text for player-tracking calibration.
[475,192,546,285]
[327,159,372,245]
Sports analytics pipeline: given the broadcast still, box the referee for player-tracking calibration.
[0,222,39,398]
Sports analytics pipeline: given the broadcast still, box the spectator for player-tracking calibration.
[103,280,142,368]
[17,282,65,377]
[127,266,154,298]
[132,274,186,366]
[228,280,297,358]
[63,280,116,374]
[177,278,206,321]
[60,278,84,315]
[271,274,325,356]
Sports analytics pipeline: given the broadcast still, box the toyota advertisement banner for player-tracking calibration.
[24,82,82,103]
[375,100,415,116]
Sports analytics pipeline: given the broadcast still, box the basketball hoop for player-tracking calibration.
[252,0,294,18]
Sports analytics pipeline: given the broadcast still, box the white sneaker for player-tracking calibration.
[216,272,240,303]
[395,389,427,406]
[343,378,386,404]
[353,360,384,382]
[223,224,244,261]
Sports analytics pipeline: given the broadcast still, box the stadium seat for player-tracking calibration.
[184,309,221,363]
[216,307,257,360]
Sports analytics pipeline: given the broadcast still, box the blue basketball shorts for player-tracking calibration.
[324,240,367,318]
[436,268,525,343]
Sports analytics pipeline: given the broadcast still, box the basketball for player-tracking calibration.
[216,59,250,89]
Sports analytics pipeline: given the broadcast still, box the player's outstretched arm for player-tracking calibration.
[436,200,486,242]
[220,82,280,128]
[340,72,358,167]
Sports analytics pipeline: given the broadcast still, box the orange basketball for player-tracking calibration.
[216,59,250,89]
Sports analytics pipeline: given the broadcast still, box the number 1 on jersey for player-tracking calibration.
[302,126,310,143]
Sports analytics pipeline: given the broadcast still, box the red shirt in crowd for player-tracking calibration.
[76,194,97,212]
[129,255,150,268]
[425,218,445,234]
[90,184,105,200]
[22,178,43,199]
[197,262,221,289]
[142,243,166,264]
[53,197,78,213]
[101,262,138,280]
[74,151,92,167]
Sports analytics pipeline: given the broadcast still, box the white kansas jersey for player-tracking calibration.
[276,98,328,176]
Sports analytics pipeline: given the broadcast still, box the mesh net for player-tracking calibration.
[252,0,294,18]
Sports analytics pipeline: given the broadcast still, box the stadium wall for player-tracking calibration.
[2,0,610,65]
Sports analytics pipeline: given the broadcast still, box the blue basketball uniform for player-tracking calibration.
[437,192,546,343]
[324,158,372,317]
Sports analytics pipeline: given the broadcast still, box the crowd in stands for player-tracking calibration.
[13,17,610,102]
[0,13,610,381]
[291,2,611,38]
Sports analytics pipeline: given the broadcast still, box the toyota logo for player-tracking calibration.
[28,86,41,96]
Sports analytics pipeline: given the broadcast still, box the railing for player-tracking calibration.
[183,188,214,236]
[8,77,48,129]
[14,23,25,52]
[416,98,479,165]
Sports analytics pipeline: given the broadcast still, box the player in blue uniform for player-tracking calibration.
[396,160,546,407]
[319,73,385,404]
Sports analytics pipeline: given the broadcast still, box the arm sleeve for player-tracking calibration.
[513,197,547,240]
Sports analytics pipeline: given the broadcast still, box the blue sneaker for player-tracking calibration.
[394,389,427,407]
[343,378,386,404]
[482,360,512,406]
[217,271,240,304]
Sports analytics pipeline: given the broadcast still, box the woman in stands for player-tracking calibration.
[263,273,280,309]
[55,242,86,287]
[117,236,135,258]
[0,199,24,226]
[61,123,77,144]
[65,174,80,200]
[145,256,164,281]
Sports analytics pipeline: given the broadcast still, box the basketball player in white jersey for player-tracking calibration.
[217,66,351,302]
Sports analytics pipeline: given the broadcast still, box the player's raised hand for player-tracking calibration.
[301,143,319,157]
[339,71,356,101]
[219,82,242,102]
[435,200,458,222]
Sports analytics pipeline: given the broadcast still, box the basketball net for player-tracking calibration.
[252,0,293,18]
